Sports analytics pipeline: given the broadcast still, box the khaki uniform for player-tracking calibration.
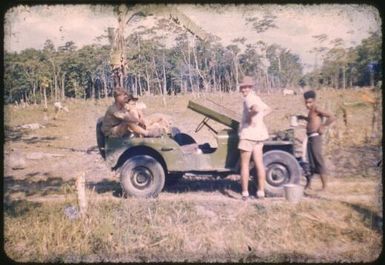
[238,92,270,151]
[239,92,269,141]
[102,103,131,137]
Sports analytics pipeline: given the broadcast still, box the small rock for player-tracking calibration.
[8,151,26,170]
[26,152,44,160]
[64,206,80,220]
[19,123,45,130]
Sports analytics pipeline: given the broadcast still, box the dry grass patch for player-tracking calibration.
[4,189,382,263]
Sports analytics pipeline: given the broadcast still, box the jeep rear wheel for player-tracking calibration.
[263,150,301,196]
[120,155,165,198]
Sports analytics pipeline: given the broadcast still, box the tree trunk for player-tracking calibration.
[233,55,239,91]
[32,82,36,104]
[342,65,346,89]
[43,87,48,111]
[265,71,270,94]
[191,36,208,94]
[162,50,167,106]
[138,74,143,96]
[54,70,59,102]
[162,50,167,96]
[186,38,194,94]
[91,76,95,100]
[24,91,29,104]
[49,58,58,101]
[132,76,137,96]
[212,66,216,92]
[61,72,66,100]
[370,69,374,87]
[270,75,276,90]
[102,75,108,98]
[349,69,353,88]
[152,57,162,95]
[145,65,151,94]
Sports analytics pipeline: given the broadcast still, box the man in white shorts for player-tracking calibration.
[238,76,272,200]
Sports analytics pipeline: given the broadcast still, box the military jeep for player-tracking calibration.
[96,99,303,198]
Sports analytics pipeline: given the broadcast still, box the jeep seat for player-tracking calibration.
[96,117,106,159]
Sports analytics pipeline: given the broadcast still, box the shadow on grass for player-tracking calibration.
[4,126,25,142]
[4,123,59,144]
[87,179,122,196]
[305,193,383,233]
[85,176,243,199]
[164,177,242,196]
[3,195,42,218]
[4,174,76,198]
[23,136,58,144]
[343,202,383,233]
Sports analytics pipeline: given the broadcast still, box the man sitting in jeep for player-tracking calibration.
[102,87,162,138]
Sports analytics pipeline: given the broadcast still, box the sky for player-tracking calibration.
[4,4,381,73]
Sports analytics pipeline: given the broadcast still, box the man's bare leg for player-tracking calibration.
[127,123,163,137]
[305,175,312,190]
[127,123,148,136]
[240,150,252,198]
[320,174,328,191]
[252,143,265,197]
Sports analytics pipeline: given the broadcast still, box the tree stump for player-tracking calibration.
[76,173,87,216]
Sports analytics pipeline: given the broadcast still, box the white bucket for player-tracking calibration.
[284,184,304,203]
[290,115,298,127]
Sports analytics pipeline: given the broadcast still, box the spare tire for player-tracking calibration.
[263,150,301,197]
[96,117,105,159]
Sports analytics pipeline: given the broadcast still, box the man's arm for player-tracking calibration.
[316,108,336,133]
[247,95,271,119]
[136,109,147,128]
[247,104,259,124]
[127,122,149,136]
[249,104,272,116]
[113,109,141,123]
[263,105,272,117]
[296,114,308,121]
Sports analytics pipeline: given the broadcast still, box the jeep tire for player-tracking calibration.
[263,150,301,197]
[120,155,165,198]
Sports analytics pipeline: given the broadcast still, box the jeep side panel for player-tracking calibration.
[105,136,188,171]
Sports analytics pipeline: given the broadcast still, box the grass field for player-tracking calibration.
[3,88,383,262]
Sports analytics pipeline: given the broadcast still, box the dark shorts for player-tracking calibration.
[307,134,327,176]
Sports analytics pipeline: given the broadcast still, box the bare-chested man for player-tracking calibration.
[297,90,336,190]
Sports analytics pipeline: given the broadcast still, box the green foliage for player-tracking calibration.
[306,30,382,88]
[267,44,303,88]
[5,11,381,104]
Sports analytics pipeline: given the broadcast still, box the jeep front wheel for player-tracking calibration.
[120,155,165,198]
